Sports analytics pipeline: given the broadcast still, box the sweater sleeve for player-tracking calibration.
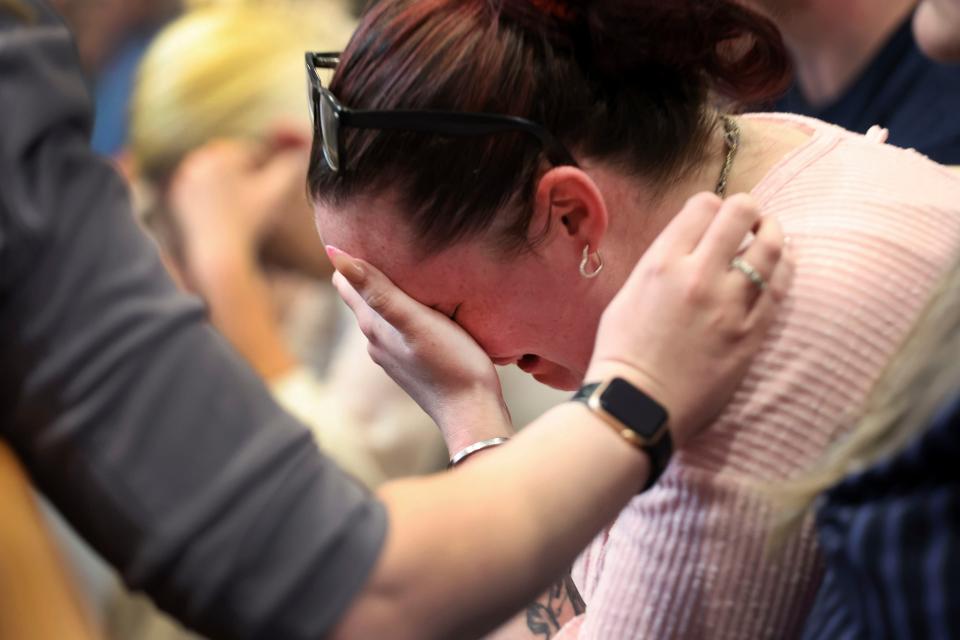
[0,4,386,638]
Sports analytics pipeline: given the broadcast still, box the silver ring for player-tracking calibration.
[730,256,767,291]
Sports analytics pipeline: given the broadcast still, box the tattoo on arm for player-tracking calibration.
[525,572,586,639]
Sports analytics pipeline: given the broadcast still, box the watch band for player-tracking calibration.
[572,381,672,492]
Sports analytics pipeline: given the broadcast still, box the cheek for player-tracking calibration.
[459,293,600,369]
[457,307,539,357]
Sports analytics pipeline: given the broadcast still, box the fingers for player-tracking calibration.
[695,193,763,270]
[725,215,785,308]
[326,246,421,334]
[649,192,724,257]
[745,242,795,329]
[735,215,784,285]
[331,270,365,320]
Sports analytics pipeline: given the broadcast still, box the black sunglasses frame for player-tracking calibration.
[305,51,579,173]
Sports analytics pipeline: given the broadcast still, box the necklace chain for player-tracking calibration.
[714,115,741,198]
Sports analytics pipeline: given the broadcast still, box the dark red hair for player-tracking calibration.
[309,0,791,254]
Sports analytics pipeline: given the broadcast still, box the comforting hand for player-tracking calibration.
[586,192,793,447]
[327,247,511,452]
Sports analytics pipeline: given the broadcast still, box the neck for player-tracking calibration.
[605,114,811,278]
[774,0,916,106]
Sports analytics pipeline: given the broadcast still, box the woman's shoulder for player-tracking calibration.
[746,112,960,211]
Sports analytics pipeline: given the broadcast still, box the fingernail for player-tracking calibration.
[325,245,365,285]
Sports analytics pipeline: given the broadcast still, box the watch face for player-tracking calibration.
[600,378,668,439]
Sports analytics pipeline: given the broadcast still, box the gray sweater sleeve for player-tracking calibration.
[0,3,387,638]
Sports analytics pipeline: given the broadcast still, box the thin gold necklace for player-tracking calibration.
[714,115,741,198]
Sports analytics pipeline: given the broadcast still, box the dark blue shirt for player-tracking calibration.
[91,29,157,156]
[775,18,960,165]
[803,390,960,639]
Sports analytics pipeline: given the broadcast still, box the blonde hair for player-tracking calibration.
[775,255,960,533]
[128,0,353,259]
[130,0,353,183]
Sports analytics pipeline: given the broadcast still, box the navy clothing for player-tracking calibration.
[0,3,386,638]
[91,29,157,156]
[803,391,960,639]
[775,18,960,165]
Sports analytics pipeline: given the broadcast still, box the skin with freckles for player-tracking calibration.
[315,117,808,392]
[318,196,608,391]
[315,160,676,391]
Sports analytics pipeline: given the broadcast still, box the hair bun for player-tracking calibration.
[506,0,791,105]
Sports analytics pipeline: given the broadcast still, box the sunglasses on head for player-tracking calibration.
[305,51,578,173]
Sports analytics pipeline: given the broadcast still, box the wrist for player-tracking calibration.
[448,437,510,468]
[583,360,672,423]
[437,396,514,456]
[571,377,672,492]
[186,240,259,296]
[563,401,653,487]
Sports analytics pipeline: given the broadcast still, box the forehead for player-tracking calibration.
[313,196,491,305]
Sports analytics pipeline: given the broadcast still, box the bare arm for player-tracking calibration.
[485,573,585,640]
[332,400,649,640]
[325,194,793,639]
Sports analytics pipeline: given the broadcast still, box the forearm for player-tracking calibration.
[189,245,297,380]
[485,573,584,640]
[331,401,648,640]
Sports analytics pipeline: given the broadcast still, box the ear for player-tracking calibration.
[530,166,610,259]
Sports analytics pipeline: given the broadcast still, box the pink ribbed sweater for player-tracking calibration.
[556,115,960,639]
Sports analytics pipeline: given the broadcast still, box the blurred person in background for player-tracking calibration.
[747,0,960,164]
[775,1,960,636]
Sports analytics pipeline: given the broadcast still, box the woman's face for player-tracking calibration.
[914,0,960,62]
[315,197,610,390]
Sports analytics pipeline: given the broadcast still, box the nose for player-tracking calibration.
[491,356,517,366]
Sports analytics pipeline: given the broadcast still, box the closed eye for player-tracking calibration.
[429,303,462,322]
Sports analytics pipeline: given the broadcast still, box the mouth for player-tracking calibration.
[517,354,543,374]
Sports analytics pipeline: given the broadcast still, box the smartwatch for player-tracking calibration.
[572,377,672,492]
